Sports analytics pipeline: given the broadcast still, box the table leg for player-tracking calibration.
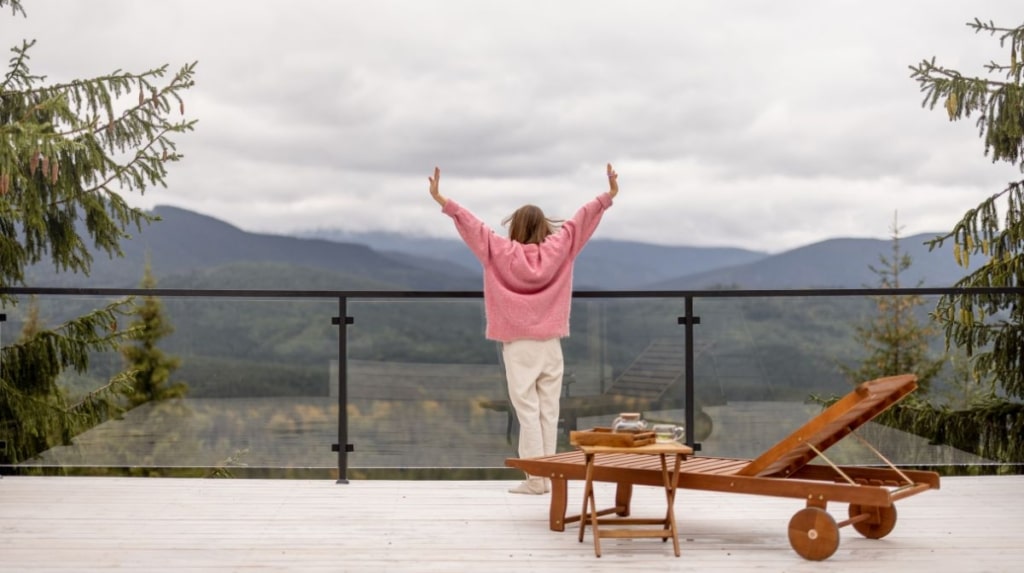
[578,454,590,543]
[658,454,671,542]
[661,453,682,557]
[578,453,602,557]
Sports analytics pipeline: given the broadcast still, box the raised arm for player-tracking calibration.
[555,163,618,257]
[428,166,447,207]
[432,166,500,263]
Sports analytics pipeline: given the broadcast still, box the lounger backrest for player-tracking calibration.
[737,374,918,478]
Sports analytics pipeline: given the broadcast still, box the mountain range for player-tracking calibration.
[23,205,978,290]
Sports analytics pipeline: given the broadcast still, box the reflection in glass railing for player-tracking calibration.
[0,290,1014,476]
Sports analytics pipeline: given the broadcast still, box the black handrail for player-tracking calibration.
[3,286,1022,298]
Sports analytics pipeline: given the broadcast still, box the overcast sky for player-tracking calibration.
[8,1,1024,252]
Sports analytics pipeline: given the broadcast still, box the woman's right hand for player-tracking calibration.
[607,163,619,198]
[428,166,446,206]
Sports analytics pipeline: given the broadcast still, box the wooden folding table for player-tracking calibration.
[577,441,693,557]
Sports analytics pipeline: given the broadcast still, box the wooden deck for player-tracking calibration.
[2,475,1022,571]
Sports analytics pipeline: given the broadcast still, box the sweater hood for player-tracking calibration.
[493,237,571,292]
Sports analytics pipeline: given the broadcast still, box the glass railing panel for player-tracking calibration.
[2,289,1014,476]
[346,298,510,470]
[691,295,859,460]
[567,298,689,434]
[691,294,1002,469]
[2,294,136,472]
[3,295,338,476]
[345,297,693,469]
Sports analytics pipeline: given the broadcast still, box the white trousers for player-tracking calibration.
[501,338,563,460]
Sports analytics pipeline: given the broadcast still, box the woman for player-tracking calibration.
[429,164,619,494]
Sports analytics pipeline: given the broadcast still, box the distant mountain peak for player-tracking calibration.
[26,205,970,291]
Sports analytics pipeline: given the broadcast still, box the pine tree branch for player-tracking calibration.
[13,62,195,148]
[967,19,1021,36]
[8,62,198,210]
[1,39,36,92]
[15,65,170,103]
[73,123,189,199]
[0,379,68,414]
[1,0,26,17]
[66,372,134,414]
[927,179,1024,246]
[911,60,1018,89]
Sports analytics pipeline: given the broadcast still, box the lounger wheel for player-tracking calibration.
[848,504,897,539]
[787,507,839,561]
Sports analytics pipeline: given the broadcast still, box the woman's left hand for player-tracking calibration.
[607,163,619,198]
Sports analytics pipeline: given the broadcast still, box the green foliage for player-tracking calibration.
[913,26,1023,166]
[876,397,1024,466]
[0,3,196,293]
[121,262,186,407]
[840,213,944,391]
[912,20,1024,399]
[0,301,137,463]
[900,18,1024,462]
[0,0,196,465]
[937,349,1000,410]
[16,294,43,339]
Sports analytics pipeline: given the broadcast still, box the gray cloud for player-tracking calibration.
[7,0,1024,252]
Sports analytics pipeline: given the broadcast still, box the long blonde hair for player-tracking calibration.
[502,205,562,245]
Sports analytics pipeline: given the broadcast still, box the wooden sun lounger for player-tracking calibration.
[507,374,940,561]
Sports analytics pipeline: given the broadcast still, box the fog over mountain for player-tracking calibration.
[23,206,976,291]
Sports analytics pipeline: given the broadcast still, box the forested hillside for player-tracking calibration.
[10,206,967,407]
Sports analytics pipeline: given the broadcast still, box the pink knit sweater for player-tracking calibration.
[442,193,614,342]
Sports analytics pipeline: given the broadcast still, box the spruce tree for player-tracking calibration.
[121,261,186,408]
[840,213,944,392]
[0,0,196,464]
[1,305,138,464]
[890,19,1024,464]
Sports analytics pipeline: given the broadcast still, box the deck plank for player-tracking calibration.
[1,475,1022,572]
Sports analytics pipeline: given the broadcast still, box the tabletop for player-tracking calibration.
[577,442,694,456]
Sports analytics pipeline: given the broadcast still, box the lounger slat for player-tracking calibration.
[599,454,665,471]
[681,457,748,475]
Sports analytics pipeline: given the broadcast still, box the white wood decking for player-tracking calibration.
[2,475,1022,572]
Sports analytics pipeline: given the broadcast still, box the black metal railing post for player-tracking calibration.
[678,296,701,451]
[331,298,354,484]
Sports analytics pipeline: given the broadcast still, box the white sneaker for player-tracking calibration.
[508,479,546,495]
